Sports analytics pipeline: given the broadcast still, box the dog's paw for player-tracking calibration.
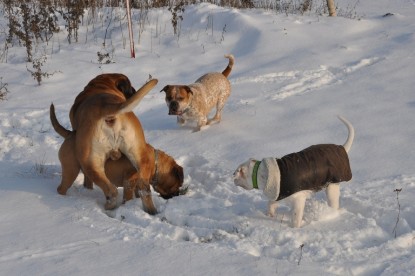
[207,119,220,126]
[57,186,67,195]
[144,206,158,215]
[193,125,210,132]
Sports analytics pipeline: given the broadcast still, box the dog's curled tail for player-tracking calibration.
[50,103,72,139]
[116,78,158,114]
[338,115,354,153]
[222,54,235,78]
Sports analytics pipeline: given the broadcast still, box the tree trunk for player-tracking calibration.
[326,0,337,17]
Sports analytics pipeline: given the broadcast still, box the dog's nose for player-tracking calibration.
[233,170,239,179]
[170,101,179,112]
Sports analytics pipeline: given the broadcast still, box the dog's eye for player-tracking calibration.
[166,96,172,101]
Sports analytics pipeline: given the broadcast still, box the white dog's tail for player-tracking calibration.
[222,54,234,78]
[337,115,354,153]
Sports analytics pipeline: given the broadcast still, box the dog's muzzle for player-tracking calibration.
[168,101,180,115]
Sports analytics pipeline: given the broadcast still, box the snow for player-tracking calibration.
[1,1,415,275]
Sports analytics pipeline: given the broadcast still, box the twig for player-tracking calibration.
[298,244,304,265]
[392,188,402,238]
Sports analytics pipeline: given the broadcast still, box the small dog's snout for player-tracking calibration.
[170,101,179,112]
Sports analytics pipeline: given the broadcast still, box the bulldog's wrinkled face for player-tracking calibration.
[233,159,257,190]
[160,85,193,115]
[152,151,185,199]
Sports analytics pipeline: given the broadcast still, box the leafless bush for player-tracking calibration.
[169,1,185,37]
[0,0,361,70]
[97,48,115,64]
[58,0,85,44]
[3,0,60,61]
[26,52,59,85]
[0,77,9,101]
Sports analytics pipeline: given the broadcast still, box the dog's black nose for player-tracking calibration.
[170,101,179,112]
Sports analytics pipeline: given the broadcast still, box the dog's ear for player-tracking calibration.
[183,86,194,95]
[173,165,184,183]
[116,79,135,98]
[160,85,170,93]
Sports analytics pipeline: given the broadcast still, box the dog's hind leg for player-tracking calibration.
[83,149,122,190]
[57,136,81,195]
[208,102,224,125]
[326,183,340,209]
[82,163,119,210]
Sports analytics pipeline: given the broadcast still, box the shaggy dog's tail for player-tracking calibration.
[222,54,235,78]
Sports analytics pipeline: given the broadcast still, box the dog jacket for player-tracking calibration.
[262,144,352,201]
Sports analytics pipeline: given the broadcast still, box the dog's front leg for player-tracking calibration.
[291,193,307,228]
[195,115,208,132]
[134,179,157,215]
[267,201,278,217]
[122,173,137,203]
[177,116,186,126]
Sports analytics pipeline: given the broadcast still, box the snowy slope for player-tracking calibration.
[1,1,415,275]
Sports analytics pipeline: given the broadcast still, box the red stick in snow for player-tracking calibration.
[126,0,135,58]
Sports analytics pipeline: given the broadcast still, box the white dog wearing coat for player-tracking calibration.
[233,116,354,227]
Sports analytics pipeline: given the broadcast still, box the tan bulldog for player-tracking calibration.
[160,55,234,131]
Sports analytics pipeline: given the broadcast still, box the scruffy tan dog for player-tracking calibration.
[52,73,158,210]
[50,105,184,214]
[160,54,234,131]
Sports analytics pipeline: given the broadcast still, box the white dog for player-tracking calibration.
[233,116,354,227]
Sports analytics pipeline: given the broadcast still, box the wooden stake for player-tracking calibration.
[126,0,135,58]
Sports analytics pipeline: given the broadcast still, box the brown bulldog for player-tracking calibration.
[52,73,159,211]
[160,54,234,131]
[50,105,184,214]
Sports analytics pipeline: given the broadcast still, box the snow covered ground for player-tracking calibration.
[1,0,415,274]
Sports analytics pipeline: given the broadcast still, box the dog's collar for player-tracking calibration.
[150,149,159,187]
[252,161,261,189]
[181,93,193,115]
[181,106,191,115]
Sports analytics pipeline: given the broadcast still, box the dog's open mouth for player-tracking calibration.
[169,110,184,116]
